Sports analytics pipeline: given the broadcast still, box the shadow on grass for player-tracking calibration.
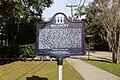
[85,59,113,63]
[0,58,57,65]
[0,58,27,65]
[26,76,48,80]
[0,59,15,65]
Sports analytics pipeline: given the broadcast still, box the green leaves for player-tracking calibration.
[80,0,109,51]
[0,0,53,45]
[21,0,53,19]
[0,44,35,59]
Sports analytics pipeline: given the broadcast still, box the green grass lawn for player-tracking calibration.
[86,60,120,77]
[0,60,84,80]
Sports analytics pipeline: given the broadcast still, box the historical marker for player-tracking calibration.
[36,13,86,80]
[36,13,86,57]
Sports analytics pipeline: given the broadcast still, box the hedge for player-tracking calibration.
[0,44,35,59]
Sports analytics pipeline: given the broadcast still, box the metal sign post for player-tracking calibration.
[57,57,63,80]
[36,13,86,80]
[86,35,93,60]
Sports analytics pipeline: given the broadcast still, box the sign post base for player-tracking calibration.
[57,57,63,80]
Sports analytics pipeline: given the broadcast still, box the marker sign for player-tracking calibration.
[36,13,86,57]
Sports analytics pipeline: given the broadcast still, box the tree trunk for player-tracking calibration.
[116,51,120,63]
[112,52,117,63]
[116,33,120,63]
[112,33,120,63]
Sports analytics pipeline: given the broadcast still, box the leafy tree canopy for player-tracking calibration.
[0,0,53,45]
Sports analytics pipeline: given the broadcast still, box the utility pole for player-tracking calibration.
[66,5,77,21]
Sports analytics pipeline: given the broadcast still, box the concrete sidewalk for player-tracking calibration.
[66,58,120,80]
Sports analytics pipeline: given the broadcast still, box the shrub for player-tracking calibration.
[18,44,35,58]
[0,44,35,59]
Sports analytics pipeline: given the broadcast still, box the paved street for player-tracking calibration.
[89,51,112,60]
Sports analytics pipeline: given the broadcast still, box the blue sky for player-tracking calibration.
[43,0,93,20]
